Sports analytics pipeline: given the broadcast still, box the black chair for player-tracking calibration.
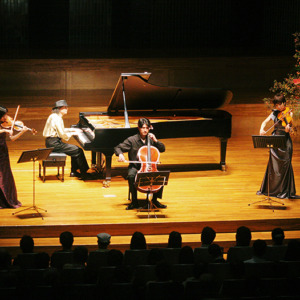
[123,249,150,266]
[60,267,86,284]
[171,264,194,283]
[146,281,184,300]
[193,247,213,264]
[244,262,277,279]
[207,263,233,281]
[226,246,253,263]
[50,251,74,269]
[265,245,288,262]
[132,265,156,287]
[184,279,221,300]
[87,251,109,268]
[108,283,134,300]
[13,253,38,269]
[160,248,181,265]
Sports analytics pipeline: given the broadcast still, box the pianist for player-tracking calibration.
[114,118,167,210]
[43,100,95,180]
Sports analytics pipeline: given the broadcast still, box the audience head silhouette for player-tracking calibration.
[20,235,34,253]
[201,226,216,246]
[179,245,194,264]
[130,231,147,250]
[107,249,123,266]
[236,226,252,246]
[168,231,182,248]
[59,231,74,251]
[271,227,285,245]
[97,232,111,249]
[208,244,225,262]
[252,239,267,258]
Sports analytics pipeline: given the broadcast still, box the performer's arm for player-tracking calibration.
[149,133,165,153]
[114,138,132,161]
[259,113,272,135]
[8,126,29,142]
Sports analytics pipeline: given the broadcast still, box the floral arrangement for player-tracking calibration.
[263,32,300,119]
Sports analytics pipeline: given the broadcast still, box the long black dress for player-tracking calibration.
[0,132,22,208]
[257,110,296,199]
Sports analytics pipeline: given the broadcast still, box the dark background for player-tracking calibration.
[1,0,300,59]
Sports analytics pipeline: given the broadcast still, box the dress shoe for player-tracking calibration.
[70,171,80,177]
[126,203,140,210]
[152,200,167,209]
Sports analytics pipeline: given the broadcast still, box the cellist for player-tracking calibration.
[257,94,296,199]
[114,118,167,210]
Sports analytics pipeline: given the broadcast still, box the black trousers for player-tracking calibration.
[45,137,89,174]
[128,167,163,205]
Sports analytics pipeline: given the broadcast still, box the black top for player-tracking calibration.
[114,133,165,169]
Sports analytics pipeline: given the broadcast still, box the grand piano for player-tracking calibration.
[73,73,233,181]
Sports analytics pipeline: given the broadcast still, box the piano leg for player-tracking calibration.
[104,154,112,182]
[92,151,105,173]
[220,138,228,171]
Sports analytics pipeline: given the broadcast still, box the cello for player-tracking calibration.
[135,133,163,194]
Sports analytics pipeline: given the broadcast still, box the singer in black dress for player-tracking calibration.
[257,94,296,199]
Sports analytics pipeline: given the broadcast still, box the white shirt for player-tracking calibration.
[43,112,72,141]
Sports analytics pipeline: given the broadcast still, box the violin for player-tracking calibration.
[278,107,293,127]
[264,107,296,136]
[1,115,37,135]
[136,134,162,193]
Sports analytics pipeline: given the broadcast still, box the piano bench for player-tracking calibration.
[39,153,67,182]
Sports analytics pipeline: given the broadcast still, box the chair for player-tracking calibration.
[226,246,253,263]
[87,250,109,269]
[50,251,74,269]
[13,253,38,269]
[207,262,233,280]
[39,152,67,182]
[222,278,248,297]
[59,284,97,300]
[171,264,194,283]
[146,281,184,300]
[132,265,156,287]
[160,248,181,265]
[123,249,150,266]
[193,247,213,264]
[265,245,287,262]
[108,283,134,300]
[60,267,86,284]
[184,279,221,300]
[244,262,277,279]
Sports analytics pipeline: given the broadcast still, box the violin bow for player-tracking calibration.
[10,105,20,134]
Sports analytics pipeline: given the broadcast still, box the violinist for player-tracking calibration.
[257,94,296,199]
[43,100,95,180]
[0,106,29,209]
[114,118,167,210]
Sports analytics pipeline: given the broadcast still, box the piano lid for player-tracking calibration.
[107,73,233,112]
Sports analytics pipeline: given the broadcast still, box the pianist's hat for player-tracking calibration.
[97,233,111,244]
[53,100,68,109]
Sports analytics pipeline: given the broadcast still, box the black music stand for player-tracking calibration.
[12,148,53,219]
[136,171,170,218]
[249,135,286,211]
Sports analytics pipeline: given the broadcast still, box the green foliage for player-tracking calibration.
[263,32,300,119]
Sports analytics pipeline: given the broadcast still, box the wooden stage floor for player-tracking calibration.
[0,134,300,254]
